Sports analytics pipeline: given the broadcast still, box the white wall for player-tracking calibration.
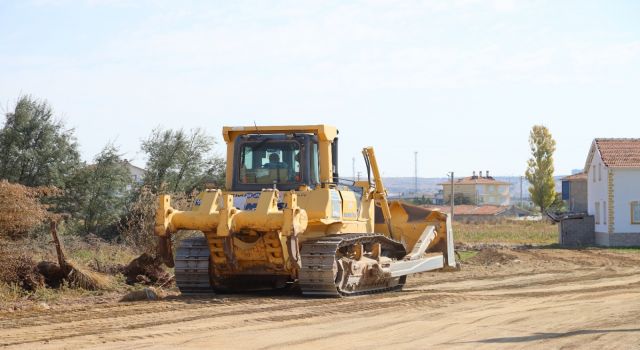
[126,164,146,184]
[479,184,510,206]
[587,150,608,233]
[613,168,640,233]
[497,184,510,206]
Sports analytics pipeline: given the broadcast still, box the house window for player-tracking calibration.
[598,165,602,182]
[631,201,640,225]
[592,165,596,183]
[603,201,607,225]
[595,202,600,224]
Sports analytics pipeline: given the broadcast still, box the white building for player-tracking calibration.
[122,160,145,191]
[585,138,640,246]
[440,171,510,206]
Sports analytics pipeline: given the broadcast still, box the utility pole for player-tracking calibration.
[414,151,418,195]
[448,171,455,220]
[352,157,356,181]
[520,175,524,208]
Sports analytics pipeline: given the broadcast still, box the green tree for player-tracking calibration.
[0,95,80,187]
[525,125,557,213]
[548,192,566,212]
[64,144,132,236]
[141,127,225,193]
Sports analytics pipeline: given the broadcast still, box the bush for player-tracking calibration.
[0,248,44,291]
[118,187,158,253]
[118,187,197,254]
[61,144,133,238]
[0,180,53,239]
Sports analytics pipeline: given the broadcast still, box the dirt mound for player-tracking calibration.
[468,248,518,266]
[36,260,111,290]
[120,287,166,302]
[123,253,173,286]
[65,260,111,290]
[0,249,44,291]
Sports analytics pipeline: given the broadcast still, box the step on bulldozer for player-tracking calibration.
[155,125,456,296]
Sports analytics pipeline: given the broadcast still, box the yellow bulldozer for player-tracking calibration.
[155,125,456,296]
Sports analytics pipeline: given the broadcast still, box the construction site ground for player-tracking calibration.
[1,247,639,349]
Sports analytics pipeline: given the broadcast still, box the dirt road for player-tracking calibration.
[1,248,639,349]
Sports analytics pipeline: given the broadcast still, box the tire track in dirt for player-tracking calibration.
[406,268,587,286]
[0,292,480,347]
[519,248,640,267]
[489,281,640,298]
[408,269,640,293]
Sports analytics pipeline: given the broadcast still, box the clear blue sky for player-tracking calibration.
[1,0,639,177]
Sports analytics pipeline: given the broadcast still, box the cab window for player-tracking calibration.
[239,141,301,184]
[310,142,320,185]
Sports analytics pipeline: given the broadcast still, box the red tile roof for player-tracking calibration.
[590,138,640,168]
[439,176,510,186]
[562,172,587,181]
[423,205,510,216]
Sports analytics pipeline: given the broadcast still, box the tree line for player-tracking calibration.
[0,95,225,241]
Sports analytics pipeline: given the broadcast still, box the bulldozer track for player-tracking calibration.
[299,233,407,297]
[175,237,213,295]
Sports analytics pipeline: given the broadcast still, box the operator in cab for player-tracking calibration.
[263,153,288,169]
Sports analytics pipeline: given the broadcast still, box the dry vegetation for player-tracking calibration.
[119,187,195,254]
[0,248,44,292]
[0,182,197,311]
[0,226,172,311]
[0,180,54,239]
[453,220,558,245]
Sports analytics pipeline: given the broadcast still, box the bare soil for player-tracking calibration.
[1,247,639,349]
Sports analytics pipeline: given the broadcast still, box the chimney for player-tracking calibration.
[486,170,490,178]
[479,171,483,178]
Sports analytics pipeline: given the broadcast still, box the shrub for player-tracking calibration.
[0,248,44,291]
[118,187,158,253]
[0,180,52,239]
[119,186,195,254]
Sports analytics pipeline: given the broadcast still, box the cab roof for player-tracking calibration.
[222,125,338,143]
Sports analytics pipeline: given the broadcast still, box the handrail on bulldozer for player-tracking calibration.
[362,147,394,237]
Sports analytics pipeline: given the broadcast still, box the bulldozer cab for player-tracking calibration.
[224,125,339,192]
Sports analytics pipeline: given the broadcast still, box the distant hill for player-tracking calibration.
[380,177,447,195]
